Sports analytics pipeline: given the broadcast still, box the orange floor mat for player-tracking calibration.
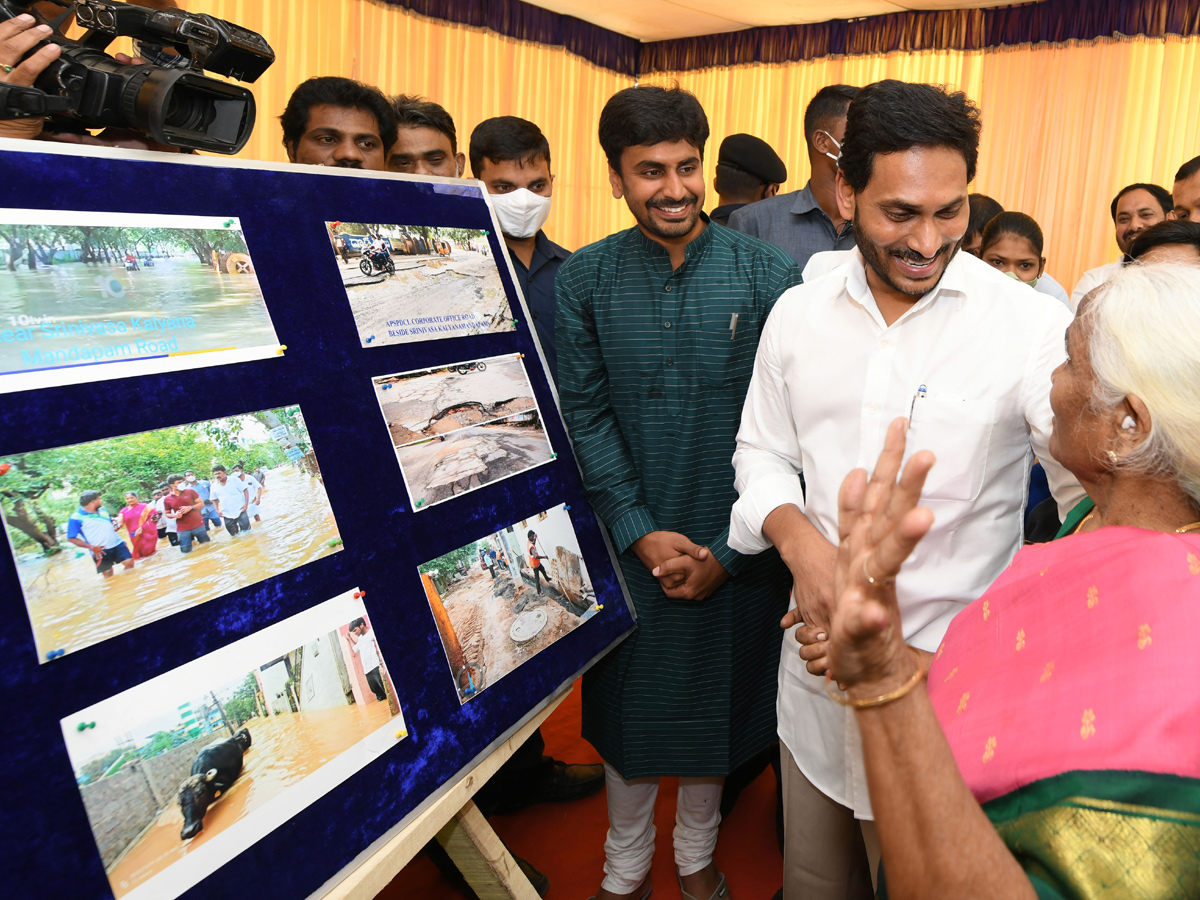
[383,678,783,899]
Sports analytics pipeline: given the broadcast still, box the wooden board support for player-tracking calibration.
[436,801,541,900]
[316,686,571,900]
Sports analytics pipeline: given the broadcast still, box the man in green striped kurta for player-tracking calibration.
[556,85,800,900]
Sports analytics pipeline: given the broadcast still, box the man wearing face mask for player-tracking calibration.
[470,116,568,381]
[728,84,859,271]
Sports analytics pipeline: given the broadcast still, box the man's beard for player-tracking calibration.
[854,208,959,298]
[632,192,702,240]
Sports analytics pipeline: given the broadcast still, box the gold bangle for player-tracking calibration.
[825,647,927,709]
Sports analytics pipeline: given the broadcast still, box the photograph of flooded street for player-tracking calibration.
[60,592,403,900]
[372,354,554,510]
[419,504,598,702]
[1,405,342,662]
[0,209,279,393]
[325,221,512,347]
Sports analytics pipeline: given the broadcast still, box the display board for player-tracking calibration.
[0,139,635,900]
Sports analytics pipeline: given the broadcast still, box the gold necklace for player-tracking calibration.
[1074,509,1200,534]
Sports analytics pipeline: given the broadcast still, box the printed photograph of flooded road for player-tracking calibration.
[1,405,342,662]
[61,595,403,900]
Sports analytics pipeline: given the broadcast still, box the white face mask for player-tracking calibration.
[490,188,552,240]
[819,130,842,164]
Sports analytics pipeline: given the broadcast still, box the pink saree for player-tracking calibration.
[925,527,1200,898]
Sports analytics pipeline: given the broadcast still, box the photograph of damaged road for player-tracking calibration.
[325,221,513,347]
[372,353,555,510]
[418,502,598,702]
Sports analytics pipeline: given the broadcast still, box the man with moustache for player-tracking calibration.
[279,76,397,170]
[386,95,464,177]
[1069,181,1172,309]
[729,80,1082,899]
[556,85,799,900]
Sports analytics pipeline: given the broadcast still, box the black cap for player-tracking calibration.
[717,134,787,185]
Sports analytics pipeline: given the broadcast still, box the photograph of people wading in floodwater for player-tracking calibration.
[325,221,512,347]
[373,354,554,510]
[0,210,279,393]
[1,405,342,663]
[60,591,405,900]
[419,503,598,703]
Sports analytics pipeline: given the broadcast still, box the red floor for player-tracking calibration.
[384,679,783,899]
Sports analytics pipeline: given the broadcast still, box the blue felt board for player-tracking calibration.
[0,140,635,900]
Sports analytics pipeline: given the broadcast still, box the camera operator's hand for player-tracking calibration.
[0,14,61,141]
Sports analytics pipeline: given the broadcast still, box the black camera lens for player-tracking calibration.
[164,89,215,132]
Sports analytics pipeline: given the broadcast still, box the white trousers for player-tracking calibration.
[601,763,724,893]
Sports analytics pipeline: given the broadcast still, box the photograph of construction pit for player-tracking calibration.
[372,354,554,510]
[418,503,598,702]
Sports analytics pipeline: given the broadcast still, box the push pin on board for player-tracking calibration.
[416,499,426,508]
[381,384,393,390]
[328,538,343,547]
[353,590,365,599]
[46,649,65,660]
[223,219,236,228]
[276,344,287,356]
[512,320,520,328]
[366,335,376,344]
[563,504,571,511]
[597,605,604,610]
[76,721,96,732]
[550,453,558,459]
[395,729,408,739]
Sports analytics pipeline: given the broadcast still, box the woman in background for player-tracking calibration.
[120,491,158,560]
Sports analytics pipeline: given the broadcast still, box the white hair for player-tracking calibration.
[1082,261,1200,505]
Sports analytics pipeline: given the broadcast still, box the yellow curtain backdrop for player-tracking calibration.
[179,0,1199,290]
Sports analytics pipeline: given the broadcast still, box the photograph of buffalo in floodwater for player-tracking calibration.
[325,221,513,347]
[1,405,341,663]
[419,503,598,703]
[60,591,404,900]
[0,209,278,393]
[373,354,553,510]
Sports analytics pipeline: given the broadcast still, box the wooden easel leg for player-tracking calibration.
[435,800,541,900]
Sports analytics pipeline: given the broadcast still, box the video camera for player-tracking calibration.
[0,0,274,153]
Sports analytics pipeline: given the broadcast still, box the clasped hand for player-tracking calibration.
[632,530,728,601]
[784,419,937,690]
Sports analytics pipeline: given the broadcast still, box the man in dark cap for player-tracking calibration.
[729,84,860,271]
[710,133,787,225]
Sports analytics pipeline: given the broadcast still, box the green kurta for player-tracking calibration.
[556,220,801,778]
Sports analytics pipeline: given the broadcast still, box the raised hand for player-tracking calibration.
[827,418,936,695]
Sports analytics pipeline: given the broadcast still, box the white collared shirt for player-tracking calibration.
[1070,259,1123,310]
[730,247,1083,818]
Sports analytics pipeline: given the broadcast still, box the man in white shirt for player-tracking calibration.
[210,464,252,536]
[232,464,263,522]
[728,79,1083,899]
[348,617,387,702]
[1070,182,1172,309]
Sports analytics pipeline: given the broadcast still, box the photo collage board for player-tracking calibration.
[0,142,635,900]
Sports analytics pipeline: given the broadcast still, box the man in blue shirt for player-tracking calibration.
[66,490,134,578]
[728,84,860,271]
[470,116,570,381]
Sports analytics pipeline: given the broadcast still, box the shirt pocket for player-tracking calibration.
[905,397,996,502]
[691,302,757,388]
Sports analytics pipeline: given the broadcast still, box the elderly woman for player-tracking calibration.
[806,262,1200,898]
